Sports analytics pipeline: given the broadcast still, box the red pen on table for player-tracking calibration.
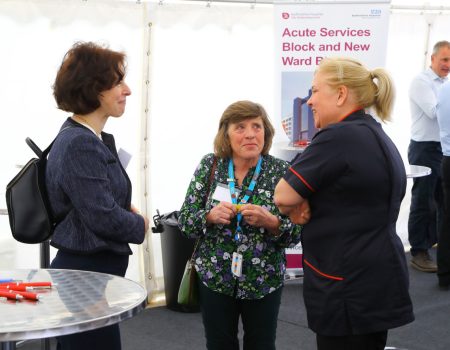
[11,290,41,301]
[0,281,52,288]
[0,289,40,301]
[0,284,34,291]
[0,289,23,300]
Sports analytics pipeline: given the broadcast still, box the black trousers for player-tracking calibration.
[316,330,388,350]
[198,280,282,350]
[50,249,129,350]
[438,156,450,285]
[407,140,443,254]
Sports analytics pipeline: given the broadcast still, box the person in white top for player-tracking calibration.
[408,40,450,273]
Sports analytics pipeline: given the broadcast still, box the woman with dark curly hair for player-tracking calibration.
[47,41,149,350]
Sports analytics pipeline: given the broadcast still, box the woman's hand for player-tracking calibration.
[240,204,280,234]
[131,204,150,233]
[274,178,311,224]
[206,201,237,225]
[282,200,311,225]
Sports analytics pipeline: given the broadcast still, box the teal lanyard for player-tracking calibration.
[228,156,263,242]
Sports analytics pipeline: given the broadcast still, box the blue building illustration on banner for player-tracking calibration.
[282,89,318,146]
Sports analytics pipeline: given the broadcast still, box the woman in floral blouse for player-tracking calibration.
[178,100,302,350]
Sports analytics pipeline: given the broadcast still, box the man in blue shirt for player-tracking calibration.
[408,40,450,272]
[437,80,450,289]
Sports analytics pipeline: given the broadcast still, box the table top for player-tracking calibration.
[0,269,147,341]
[406,165,432,178]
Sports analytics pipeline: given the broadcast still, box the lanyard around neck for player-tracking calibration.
[228,156,263,241]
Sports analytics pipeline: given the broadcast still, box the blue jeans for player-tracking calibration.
[198,281,282,350]
[408,140,443,255]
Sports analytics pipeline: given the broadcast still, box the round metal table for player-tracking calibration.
[0,269,147,349]
[406,165,432,178]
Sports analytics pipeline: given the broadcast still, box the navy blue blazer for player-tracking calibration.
[46,118,145,255]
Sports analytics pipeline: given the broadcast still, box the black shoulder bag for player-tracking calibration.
[5,130,68,244]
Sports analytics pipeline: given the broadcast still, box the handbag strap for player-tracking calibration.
[190,156,217,261]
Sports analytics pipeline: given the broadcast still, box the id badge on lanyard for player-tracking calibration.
[231,252,243,277]
[228,156,262,278]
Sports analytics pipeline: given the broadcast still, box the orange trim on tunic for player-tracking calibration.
[338,108,364,122]
[304,259,344,281]
[288,167,315,192]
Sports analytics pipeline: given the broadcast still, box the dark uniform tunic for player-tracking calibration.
[283,110,414,336]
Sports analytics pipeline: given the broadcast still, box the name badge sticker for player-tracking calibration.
[212,183,240,203]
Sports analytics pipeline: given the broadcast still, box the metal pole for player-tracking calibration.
[39,241,50,269]
[39,241,51,350]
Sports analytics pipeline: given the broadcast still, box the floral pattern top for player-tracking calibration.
[178,153,302,300]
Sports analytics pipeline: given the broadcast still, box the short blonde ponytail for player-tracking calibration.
[371,68,394,121]
[317,57,395,121]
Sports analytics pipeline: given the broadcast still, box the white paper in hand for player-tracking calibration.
[118,148,132,169]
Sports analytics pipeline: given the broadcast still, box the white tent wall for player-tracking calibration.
[148,2,276,216]
[1,0,450,301]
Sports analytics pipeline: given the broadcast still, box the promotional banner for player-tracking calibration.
[273,0,391,160]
